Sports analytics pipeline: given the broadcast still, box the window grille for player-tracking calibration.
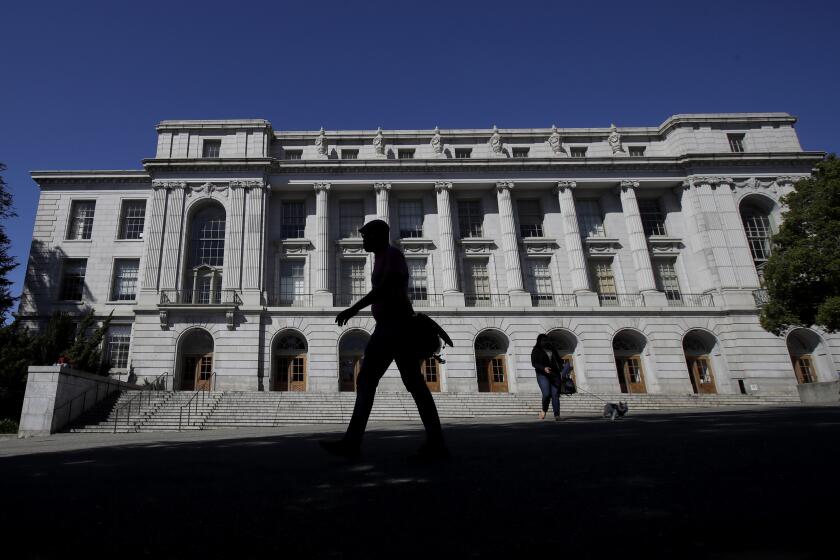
[577,200,605,237]
[67,201,96,240]
[407,259,428,303]
[655,260,681,302]
[591,261,616,303]
[339,200,365,238]
[281,201,306,238]
[629,146,646,157]
[118,200,146,240]
[279,261,306,305]
[398,200,423,238]
[341,261,367,298]
[638,199,667,236]
[570,147,587,158]
[467,261,491,302]
[106,325,131,369]
[202,140,221,158]
[512,148,530,158]
[111,259,139,301]
[341,149,358,160]
[455,148,472,159]
[527,260,554,306]
[728,134,745,153]
[398,149,415,159]
[458,200,483,238]
[517,199,543,237]
[189,206,226,267]
[285,150,302,160]
[60,259,87,301]
[741,209,772,265]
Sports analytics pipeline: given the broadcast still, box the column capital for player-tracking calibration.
[555,180,577,193]
[619,180,640,191]
[313,182,331,193]
[689,175,730,188]
[373,182,391,193]
[230,179,265,190]
[152,180,186,191]
[775,175,803,188]
[495,180,514,192]
[434,181,453,193]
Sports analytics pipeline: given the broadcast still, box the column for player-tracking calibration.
[242,180,266,304]
[495,181,531,306]
[618,180,663,305]
[374,182,390,224]
[140,183,168,299]
[555,181,597,304]
[313,182,333,306]
[717,179,762,290]
[158,183,186,291]
[693,177,739,291]
[222,181,245,291]
[677,180,719,294]
[435,181,464,306]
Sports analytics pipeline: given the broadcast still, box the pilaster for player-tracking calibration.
[223,181,245,291]
[495,181,530,306]
[555,181,594,298]
[313,182,333,306]
[241,180,266,304]
[618,180,662,304]
[435,181,464,306]
[158,183,186,290]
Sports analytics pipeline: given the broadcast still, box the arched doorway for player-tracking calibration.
[613,330,647,394]
[475,330,509,393]
[272,331,308,392]
[547,329,579,383]
[786,329,823,384]
[683,330,718,394]
[338,330,370,392]
[178,329,214,391]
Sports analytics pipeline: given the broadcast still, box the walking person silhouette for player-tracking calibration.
[320,219,448,461]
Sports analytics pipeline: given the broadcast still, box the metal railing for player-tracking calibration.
[334,293,364,307]
[753,289,769,307]
[464,293,511,307]
[598,293,645,307]
[178,371,216,431]
[112,371,171,433]
[666,293,715,307]
[531,293,578,307]
[159,289,241,305]
[409,293,444,307]
[266,293,313,307]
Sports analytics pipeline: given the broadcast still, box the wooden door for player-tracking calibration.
[274,355,307,392]
[194,355,213,391]
[339,355,363,392]
[561,354,576,383]
[792,355,816,384]
[616,356,646,394]
[423,358,441,392]
[477,356,508,393]
[687,356,717,394]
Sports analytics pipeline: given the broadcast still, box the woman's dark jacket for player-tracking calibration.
[530,345,568,386]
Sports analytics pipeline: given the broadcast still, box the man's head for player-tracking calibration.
[359,219,390,253]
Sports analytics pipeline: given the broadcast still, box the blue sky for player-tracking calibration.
[2,0,838,310]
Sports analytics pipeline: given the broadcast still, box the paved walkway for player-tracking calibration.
[2,406,838,559]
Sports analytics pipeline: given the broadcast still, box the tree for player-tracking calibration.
[760,155,840,335]
[65,310,113,374]
[0,162,18,322]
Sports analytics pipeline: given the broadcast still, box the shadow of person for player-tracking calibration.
[320,219,448,462]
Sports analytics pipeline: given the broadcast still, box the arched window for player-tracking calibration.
[186,204,226,303]
[740,198,774,281]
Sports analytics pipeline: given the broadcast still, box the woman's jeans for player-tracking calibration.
[536,374,560,416]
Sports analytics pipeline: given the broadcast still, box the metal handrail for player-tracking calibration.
[598,293,645,307]
[267,293,313,307]
[464,293,511,307]
[409,293,444,307]
[530,293,578,307]
[159,289,241,305]
[666,293,715,307]
[178,371,216,431]
[112,371,170,433]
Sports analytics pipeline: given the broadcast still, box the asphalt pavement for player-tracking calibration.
[1,406,838,559]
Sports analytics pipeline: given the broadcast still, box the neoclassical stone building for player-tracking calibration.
[19,113,840,396]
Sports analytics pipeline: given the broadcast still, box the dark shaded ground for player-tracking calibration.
[2,407,838,559]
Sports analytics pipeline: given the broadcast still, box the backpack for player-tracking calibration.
[409,313,454,362]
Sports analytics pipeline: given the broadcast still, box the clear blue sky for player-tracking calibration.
[2,0,838,310]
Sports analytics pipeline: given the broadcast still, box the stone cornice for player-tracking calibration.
[30,170,150,186]
[156,119,271,132]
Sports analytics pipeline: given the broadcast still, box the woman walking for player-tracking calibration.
[530,334,564,421]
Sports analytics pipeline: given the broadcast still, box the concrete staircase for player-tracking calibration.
[68,390,800,433]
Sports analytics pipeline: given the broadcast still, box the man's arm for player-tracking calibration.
[335,288,378,326]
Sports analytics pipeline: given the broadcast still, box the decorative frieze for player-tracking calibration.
[647,237,684,256]
[459,238,496,257]
[335,238,366,256]
[520,238,558,257]
[585,237,622,256]
[275,239,312,256]
[399,238,436,255]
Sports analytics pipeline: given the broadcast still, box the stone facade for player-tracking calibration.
[19,114,840,396]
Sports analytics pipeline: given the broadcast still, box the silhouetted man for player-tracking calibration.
[320,219,447,461]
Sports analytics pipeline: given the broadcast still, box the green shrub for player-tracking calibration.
[0,418,18,434]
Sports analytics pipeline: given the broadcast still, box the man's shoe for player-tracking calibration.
[554,415,561,421]
[408,442,450,463]
[319,439,360,461]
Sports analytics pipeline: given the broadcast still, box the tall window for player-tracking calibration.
[741,203,772,274]
[458,200,483,238]
[527,260,554,306]
[111,259,140,301]
[66,201,96,240]
[60,259,87,301]
[728,134,745,153]
[398,200,423,238]
[341,261,367,298]
[591,261,617,305]
[118,200,146,240]
[407,259,428,303]
[517,200,543,237]
[281,201,306,239]
[577,200,605,237]
[202,139,221,158]
[655,260,681,302]
[189,205,226,267]
[638,199,667,236]
[278,260,305,304]
[339,200,365,238]
[105,325,131,369]
[466,260,491,305]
